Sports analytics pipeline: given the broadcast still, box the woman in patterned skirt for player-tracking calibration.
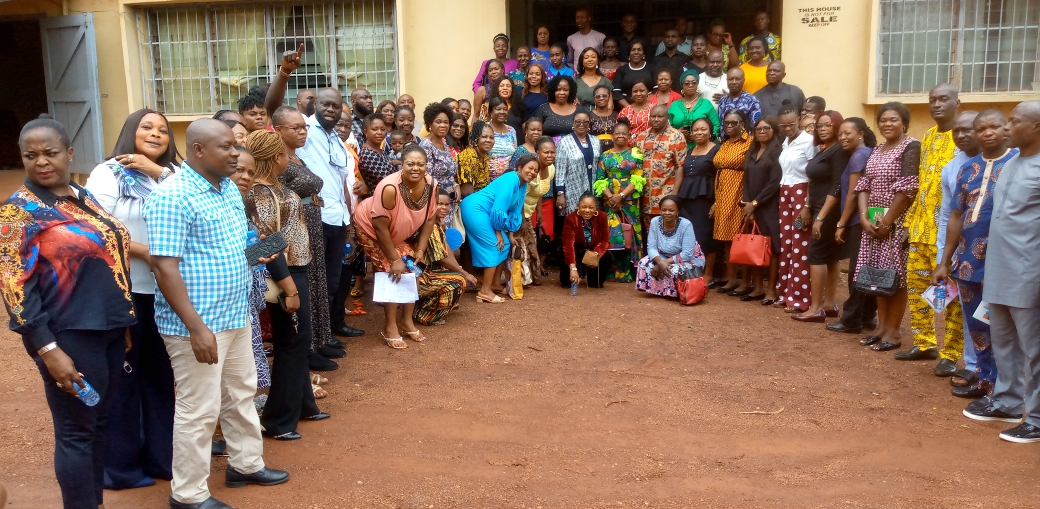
[594,118,645,281]
[711,110,753,293]
[855,102,920,352]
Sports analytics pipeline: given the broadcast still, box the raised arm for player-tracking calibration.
[265,43,305,116]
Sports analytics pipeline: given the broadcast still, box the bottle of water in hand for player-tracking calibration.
[935,283,947,310]
[75,378,100,407]
[571,282,578,297]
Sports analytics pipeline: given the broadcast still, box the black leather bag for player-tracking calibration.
[855,266,898,297]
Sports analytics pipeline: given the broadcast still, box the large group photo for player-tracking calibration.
[0,0,1039,507]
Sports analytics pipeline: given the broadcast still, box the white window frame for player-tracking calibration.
[135,0,399,117]
[868,0,1040,104]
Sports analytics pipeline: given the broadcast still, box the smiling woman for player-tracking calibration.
[84,107,181,490]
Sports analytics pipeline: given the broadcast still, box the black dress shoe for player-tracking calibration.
[308,352,339,371]
[893,346,939,361]
[302,412,331,421]
[826,322,862,334]
[740,293,765,302]
[952,380,993,399]
[261,430,302,441]
[727,288,753,297]
[211,440,227,457]
[934,358,958,377]
[332,324,365,337]
[316,345,345,359]
[170,495,232,509]
[708,279,728,289]
[327,338,347,349]
[225,466,291,488]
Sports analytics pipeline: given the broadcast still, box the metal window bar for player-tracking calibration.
[138,0,397,115]
[878,0,1039,95]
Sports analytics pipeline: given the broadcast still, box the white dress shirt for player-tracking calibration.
[779,131,819,186]
[297,113,351,226]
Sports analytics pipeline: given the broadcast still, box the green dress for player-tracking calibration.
[667,97,721,147]
[593,148,646,282]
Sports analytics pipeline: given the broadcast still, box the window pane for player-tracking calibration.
[141,1,398,115]
[961,0,1040,93]
[878,0,955,95]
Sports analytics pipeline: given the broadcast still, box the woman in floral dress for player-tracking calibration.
[593,118,645,281]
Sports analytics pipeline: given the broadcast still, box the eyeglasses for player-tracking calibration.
[753,126,772,132]
[802,123,816,132]
[778,122,797,128]
[723,121,741,127]
[573,120,591,125]
[276,125,307,134]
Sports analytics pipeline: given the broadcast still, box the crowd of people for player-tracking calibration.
[3,8,1040,509]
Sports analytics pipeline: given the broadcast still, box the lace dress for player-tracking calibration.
[279,159,331,350]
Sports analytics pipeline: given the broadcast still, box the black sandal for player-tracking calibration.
[760,298,776,306]
[872,341,901,352]
[860,335,881,346]
[741,293,765,302]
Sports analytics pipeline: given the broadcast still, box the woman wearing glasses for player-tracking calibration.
[711,110,754,293]
[555,111,602,215]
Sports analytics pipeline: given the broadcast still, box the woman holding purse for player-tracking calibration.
[854,102,920,352]
[739,116,783,305]
[561,192,613,289]
[244,130,326,440]
[594,118,645,282]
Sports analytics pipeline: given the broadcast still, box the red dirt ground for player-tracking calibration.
[2,266,1040,508]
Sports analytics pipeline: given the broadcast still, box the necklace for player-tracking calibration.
[659,219,679,237]
[702,74,724,89]
[399,180,432,211]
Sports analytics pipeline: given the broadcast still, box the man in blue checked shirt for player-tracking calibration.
[144,119,289,509]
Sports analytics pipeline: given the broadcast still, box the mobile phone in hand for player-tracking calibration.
[244,231,287,266]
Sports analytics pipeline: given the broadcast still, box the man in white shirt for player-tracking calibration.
[296,88,365,340]
[566,7,605,71]
[698,50,728,106]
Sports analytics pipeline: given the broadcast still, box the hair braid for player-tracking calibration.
[244,129,285,184]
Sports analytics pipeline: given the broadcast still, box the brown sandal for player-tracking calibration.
[381,332,408,349]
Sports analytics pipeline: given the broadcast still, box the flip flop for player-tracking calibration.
[381,332,408,349]
[346,308,367,316]
[872,341,901,352]
[402,329,427,342]
[477,294,506,303]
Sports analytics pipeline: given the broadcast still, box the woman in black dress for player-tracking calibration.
[611,41,654,108]
[532,75,586,138]
[740,115,782,305]
[273,106,341,370]
[677,117,720,283]
[794,110,851,322]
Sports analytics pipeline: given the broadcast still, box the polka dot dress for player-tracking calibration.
[778,182,811,308]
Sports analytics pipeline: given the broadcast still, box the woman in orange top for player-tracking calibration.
[711,110,754,294]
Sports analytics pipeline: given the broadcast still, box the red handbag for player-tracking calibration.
[675,254,707,306]
[620,214,633,249]
[729,221,772,267]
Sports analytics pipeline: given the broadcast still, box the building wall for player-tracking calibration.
[780,0,1030,139]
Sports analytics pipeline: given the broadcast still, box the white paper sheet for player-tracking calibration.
[973,301,990,325]
[372,272,419,303]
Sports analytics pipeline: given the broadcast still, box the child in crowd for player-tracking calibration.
[388,130,409,167]
[549,43,574,77]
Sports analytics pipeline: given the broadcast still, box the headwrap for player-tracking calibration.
[679,68,700,86]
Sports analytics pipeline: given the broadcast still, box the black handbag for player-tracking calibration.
[855,266,898,297]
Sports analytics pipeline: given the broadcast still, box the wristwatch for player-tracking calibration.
[814,217,823,222]
[836,222,845,228]
[751,200,758,207]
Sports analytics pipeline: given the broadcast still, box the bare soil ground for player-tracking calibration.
[1,169,1039,508]
[3,272,1040,508]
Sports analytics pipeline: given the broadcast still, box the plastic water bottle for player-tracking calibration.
[403,257,423,276]
[76,378,100,407]
[571,282,579,297]
[246,228,259,247]
[935,283,947,310]
[343,241,352,263]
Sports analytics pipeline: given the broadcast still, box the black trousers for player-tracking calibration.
[332,234,366,329]
[323,222,348,328]
[30,327,126,509]
[558,248,614,289]
[260,267,320,435]
[839,223,878,327]
[104,293,174,488]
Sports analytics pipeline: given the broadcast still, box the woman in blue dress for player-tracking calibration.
[461,154,541,303]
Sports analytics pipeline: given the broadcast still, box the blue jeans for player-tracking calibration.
[29,328,126,509]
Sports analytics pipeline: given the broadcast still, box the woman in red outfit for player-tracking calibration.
[560,192,613,289]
